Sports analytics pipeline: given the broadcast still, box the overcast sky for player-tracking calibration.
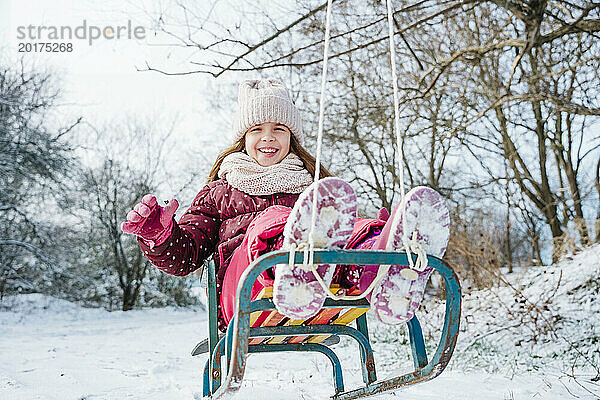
[1,0,238,200]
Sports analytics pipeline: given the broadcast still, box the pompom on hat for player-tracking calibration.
[232,79,304,144]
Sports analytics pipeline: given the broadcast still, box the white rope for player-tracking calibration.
[386,0,405,202]
[285,0,428,302]
[384,0,428,274]
[384,0,428,273]
[404,231,429,272]
[306,0,334,268]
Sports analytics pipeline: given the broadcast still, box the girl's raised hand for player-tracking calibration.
[121,194,179,242]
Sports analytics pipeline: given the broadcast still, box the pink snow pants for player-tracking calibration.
[221,205,385,325]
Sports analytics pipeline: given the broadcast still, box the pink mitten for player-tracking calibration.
[121,194,179,248]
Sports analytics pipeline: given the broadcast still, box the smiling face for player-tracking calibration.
[244,122,291,166]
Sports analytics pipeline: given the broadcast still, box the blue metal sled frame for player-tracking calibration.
[202,249,461,399]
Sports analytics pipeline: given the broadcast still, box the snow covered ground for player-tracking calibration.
[1,245,599,399]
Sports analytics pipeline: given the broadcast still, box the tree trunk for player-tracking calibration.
[505,162,513,273]
[532,231,542,266]
[122,285,135,311]
[529,51,565,263]
[553,113,591,247]
[506,209,513,272]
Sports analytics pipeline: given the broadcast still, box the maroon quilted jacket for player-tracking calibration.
[137,178,299,297]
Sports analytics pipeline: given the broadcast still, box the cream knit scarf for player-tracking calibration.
[218,152,313,196]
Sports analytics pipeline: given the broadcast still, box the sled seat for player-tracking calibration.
[248,285,369,345]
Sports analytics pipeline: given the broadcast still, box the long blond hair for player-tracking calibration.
[207,134,333,184]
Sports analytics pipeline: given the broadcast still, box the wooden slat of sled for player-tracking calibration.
[249,287,290,345]
[285,306,341,344]
[249,311,288,344]
[265,318,305,344]
[303,287,367,344]
[307,307,369,343]
[248,285,367,345]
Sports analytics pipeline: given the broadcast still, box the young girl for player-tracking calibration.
[121,79,450,332]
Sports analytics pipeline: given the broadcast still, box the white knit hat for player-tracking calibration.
[232,79,304,144]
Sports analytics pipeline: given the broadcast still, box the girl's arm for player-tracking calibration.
[138,184,220,276]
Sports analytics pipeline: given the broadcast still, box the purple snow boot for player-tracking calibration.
[359,186,450,325]
[273,177,358,319]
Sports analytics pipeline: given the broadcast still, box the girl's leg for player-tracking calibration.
[333,206,389,289]
[273,178,358,319]
[359,187,450,325]
[333,225,382,289]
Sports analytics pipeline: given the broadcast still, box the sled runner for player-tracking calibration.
[198,248,461,399]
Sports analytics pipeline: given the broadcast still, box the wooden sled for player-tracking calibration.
[198,249,461,399]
